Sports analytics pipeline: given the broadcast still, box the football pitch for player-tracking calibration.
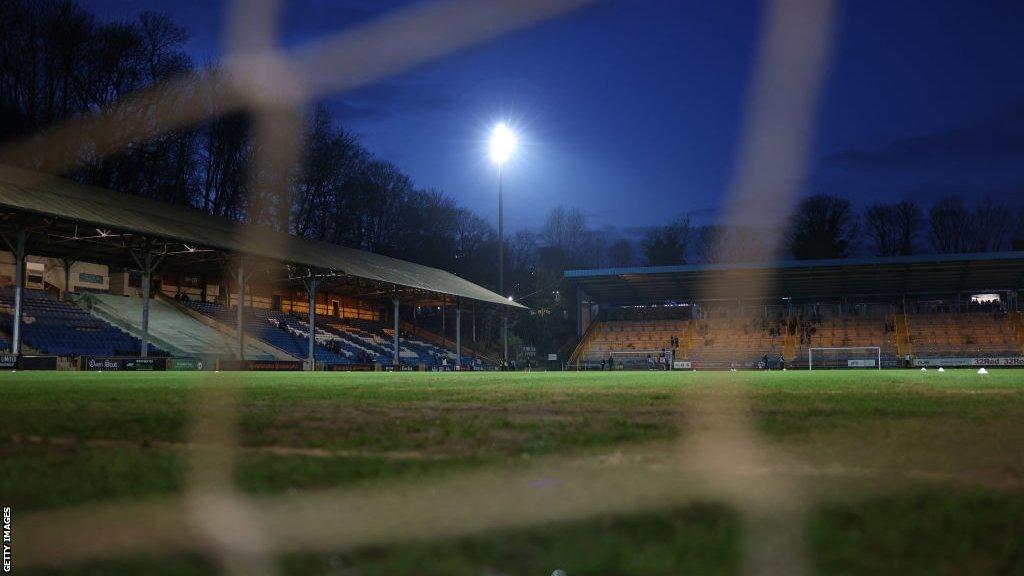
[3,369,1023,575]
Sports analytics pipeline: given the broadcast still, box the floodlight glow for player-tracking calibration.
[490,122,517,164]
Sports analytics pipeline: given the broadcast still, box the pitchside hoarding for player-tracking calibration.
[914,357,1024,367]
[1,355,58,370]
[169,358,210,371]
[248,360,304,371]
[328,363,377,371]
[83,357,165,371]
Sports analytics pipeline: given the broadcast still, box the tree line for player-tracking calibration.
[777,194,1020,261]
[0,0,504,285]
[0,0,593,356]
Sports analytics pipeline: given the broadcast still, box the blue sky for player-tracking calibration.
[82,0,1024,234]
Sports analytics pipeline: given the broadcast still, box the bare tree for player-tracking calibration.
[608,238,633,267]
[788,194,859,259]
[539,206,594,267]
[968,197,1013,252]
[892,201,922,255]
[864,204,898,256]
[696,224,769,263]
[864,201,920,256]
[642,216,691,266]
[928,196,972,254]
[1015,207,1024,250]
[540,207,586,253]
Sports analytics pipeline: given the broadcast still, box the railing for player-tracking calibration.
[399,321,498,365]
[893,313,913,358]
[678,320,695,359]
[1012,312,1024,355]
[783,332,798,360]
[567,317,603,367]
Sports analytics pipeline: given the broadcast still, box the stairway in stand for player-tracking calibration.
[893,313,913,359]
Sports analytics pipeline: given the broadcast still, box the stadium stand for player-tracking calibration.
[186,302,351,366]
[574,308,1023,369]
[77,293,289,361]
[0,165,520,370]
[318,317,467,367]
[566,253,1024,369]
[907,312,1021,358]
[0,288,160,357]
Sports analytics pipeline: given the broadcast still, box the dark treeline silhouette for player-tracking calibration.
[788,194,1019,260]
[0,0,502,282]
[0,0,593,358]
[1,2,1021,359]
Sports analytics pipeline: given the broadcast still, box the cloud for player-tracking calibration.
[824,101,1024,168]
[814,100,1024,206]
[321,81,456,124]
[280,1,412,45]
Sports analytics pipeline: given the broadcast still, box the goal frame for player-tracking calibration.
[808,346,881,371]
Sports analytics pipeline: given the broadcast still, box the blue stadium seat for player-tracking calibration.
[0,288,166,357]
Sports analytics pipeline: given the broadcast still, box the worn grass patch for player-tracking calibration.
[3,369,1024,575]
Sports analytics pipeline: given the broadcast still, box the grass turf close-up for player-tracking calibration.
[2,369,1023,575]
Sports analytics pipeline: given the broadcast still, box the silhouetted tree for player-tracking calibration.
[608,238,633,267]
[968,197,1014,252]
[928,197,972,254]
[788,194,858,259]
[696,224,770,263]
[864,201,921,256]
[642,217,691,266]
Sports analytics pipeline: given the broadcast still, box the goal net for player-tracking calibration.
[808,347,881,370]
[610,350,667,369]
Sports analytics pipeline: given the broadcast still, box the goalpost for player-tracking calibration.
[808,346,882,370]
[610,350,664,369]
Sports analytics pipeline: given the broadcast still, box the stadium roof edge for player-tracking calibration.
[565,251,1024,279]
[565,252,1024,305]
[0,164,524,309]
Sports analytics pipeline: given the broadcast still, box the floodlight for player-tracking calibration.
[490,122,517,164]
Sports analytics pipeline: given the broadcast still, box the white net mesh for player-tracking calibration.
[808,347,881,370]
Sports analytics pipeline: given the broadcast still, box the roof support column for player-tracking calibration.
[140,249,152,357]
[305,274,318,370]
[502,315,508,368]
[10,229,26,356]
[576,284,583,337]
[392,297,400,366]
[237,261,245,360]
[129,239,161,359]
[455,305,462,370]
[62,258,75,298]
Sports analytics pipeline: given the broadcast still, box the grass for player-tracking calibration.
[3,369,1024,575]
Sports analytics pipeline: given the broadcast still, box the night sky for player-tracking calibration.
[81,0,1024,236]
